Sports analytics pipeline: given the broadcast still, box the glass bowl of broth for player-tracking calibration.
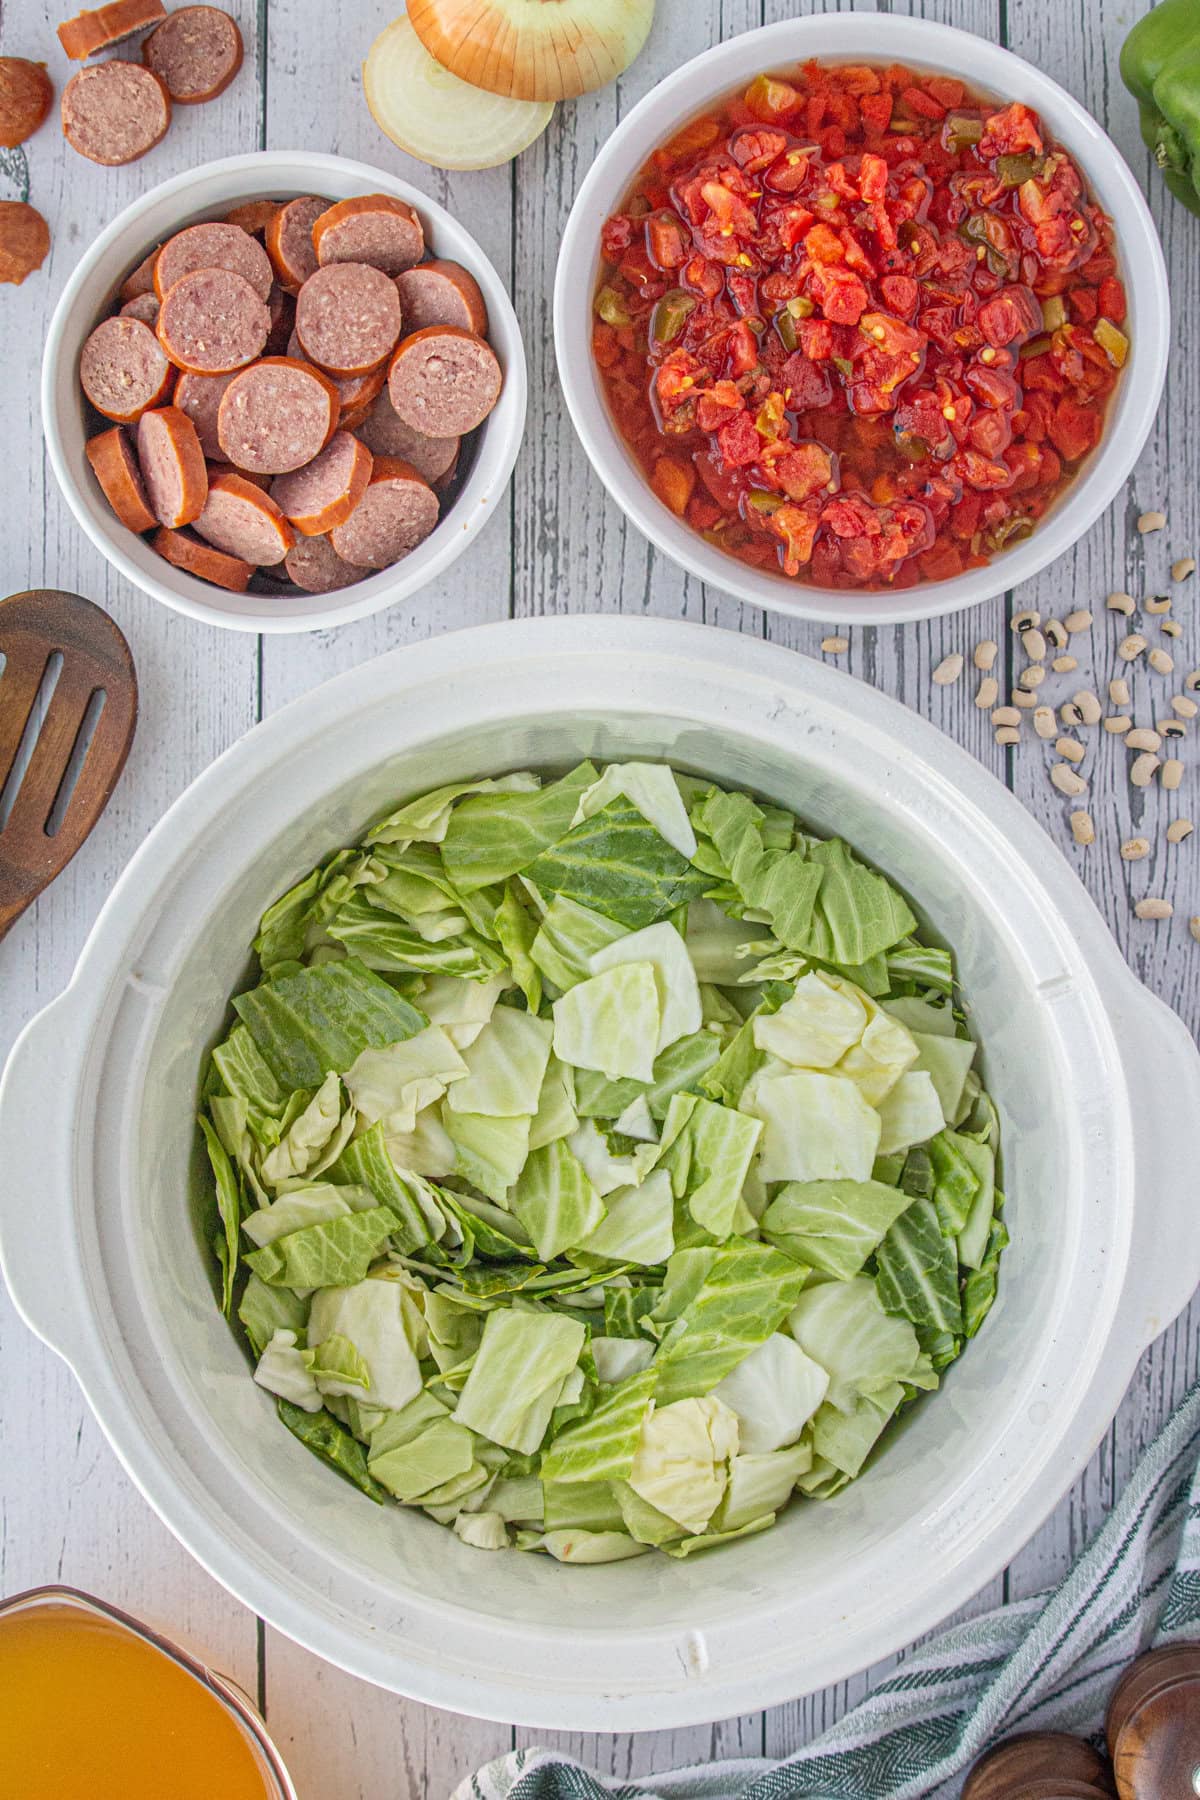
[0,1586,297,1799]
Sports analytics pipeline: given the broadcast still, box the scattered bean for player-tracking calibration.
[1191,917,1200,944]
[994,726,1020,746]
[1021,627,1046,662]
[1130,752,1162,787]
[1149,647,1175,675]
[1109,676,1131,707]
[1064,609,1093,634]
[1060,701,1084,726]
[1137,510,1167,534]
[1052,655,1078,673]
[1104,715,1132,734]
[1134,897,1172,920]
[1172,556,1196,582]
[1069,810,1095,846]
[1019,664,1046,690]
[991,705,1021,727]
[1119,634,1148,661]
[1012,688,1037,709]
[932,652,963,685]
[1126,727,1163,752]
[1050,762,1087,797]
[1011,609,1040,633]
[1162,759,1184,791]
[1121,837,1150,861]
[973,639,998,671]
[1056,737,1085,764]
[1163,620,1184,638]
[1187,670,1200,692]
[821,636,849,654]
[1173,694,1199,718]
[1107,591,1135,615]
[975,675,999,710]
[1159,719,1188,739]
[1045,618,1068,648]
[1033,705,1058,739]
[1166,818,1194,844]
[1072,688,1102,724]
[1145,594,1171,615]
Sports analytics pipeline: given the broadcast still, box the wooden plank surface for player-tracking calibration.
[0,0,1197,1794]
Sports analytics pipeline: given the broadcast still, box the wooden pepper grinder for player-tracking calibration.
[1106,1643,1200,1799]
[962,1730,1116,1798]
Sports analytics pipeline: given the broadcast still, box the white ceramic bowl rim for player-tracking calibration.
[1,616,1198,1732]
[43,151,527,635]
[554,15,1171,626]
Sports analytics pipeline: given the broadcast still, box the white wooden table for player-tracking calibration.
[1,2,1197,1794]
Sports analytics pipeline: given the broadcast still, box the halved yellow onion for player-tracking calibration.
[363,15,555,170]
[407,0,656,102]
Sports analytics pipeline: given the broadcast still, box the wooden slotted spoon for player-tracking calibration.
[0,590,137,943]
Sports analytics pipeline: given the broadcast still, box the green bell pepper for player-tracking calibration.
[1121,0,1200,216]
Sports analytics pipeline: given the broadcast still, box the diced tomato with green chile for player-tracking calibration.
[592,61,1127,591]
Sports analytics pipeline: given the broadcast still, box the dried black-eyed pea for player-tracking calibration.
[1166,818,1194,844]
[1127,727,1163,752]
[1172,556,1196,582]
[1134,897,1172,920]
[1018,665,1046,690]
[1104,716,1132,734]
[975,676,999,709]
[1060,701,1084,727]
[973,639,998,671]
[1137,510,1167,534]
[994,726,1020,747]
[1056,737,1085,764]
[1069,810,1095,846]
[1021,627,1046,662]
[1149,647,1174,675]
[1163,620,1184,638]
[1119,634,1148,661]
[1012,688,1037,709]
[991,705,1021,728]
[1173,694,1199,718]
[1011,608,1040,633]
[932,652,964,685]
[1145,594,1171,614]
[1121,837,1150,860]
[1187,669,1200,692]
[1064,609,1093,633]
[1033,705,1057,738]
[1045,618,1068,648]
[1191,917,1200,944]
[1052,655,1078,673]
[1130,752,1162,787]
[1162,759,1184,790]
[821,636,849,654]
[1050,762,1087,797]
[1072,689,1102,724]
[1109,676,1132,707]
[1158,719,1188,739]
[1107,591,1136,615]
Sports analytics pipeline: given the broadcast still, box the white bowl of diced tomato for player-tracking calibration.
[554,14,1169,625]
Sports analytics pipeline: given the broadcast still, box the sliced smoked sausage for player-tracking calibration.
[154,221,272,302]
[0,58,54,148]
[119,245,159,301]
[387,325,501,438]
[86,426,158,532]
[193,470,294,564]
[295,262,401,377]
[119,291,159,325]
[285,324,385,423]
[217,355,340,475]
[136,404,208,528]
[174,368,235,457]
[153,525,253,592]
[265,195,324,293]
[61,61,170,165]
[355,387,459,489]
[0,201,50,286]
[80,315,173,421]
[142,7,243,104]
[284,532,368,594]
[156,267,271,374]
[313,195,424,275]
[271,431,373,536]
[393,259,488,336]
[329,457,438,569]
[57,0,166,59]
[224,199,278,239]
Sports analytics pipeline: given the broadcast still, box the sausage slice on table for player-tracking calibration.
[85,426,157,533]
[295,262,402,377]
[153,526,254,592]
[312,195,424,275]
[387,326,502,437]
[355,387,460,489]
[284,532,368,594]
[174,369,235,457]
[0,201,50,286]
[80,315,173,421]
[329,457,438,569]
[217,356,340,474]
[0,58,54,148]
[57,0,166,59]
[154,221,273,301]
[393,259,488,336]
[61,61,170,164]
[136,405,208,527]
[193,471,294,565]
[271,432,373,535]
[265,195,325,293]
[157,268,271,374]
[142,6,243,104]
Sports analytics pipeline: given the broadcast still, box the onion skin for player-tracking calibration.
[407,0,656,102]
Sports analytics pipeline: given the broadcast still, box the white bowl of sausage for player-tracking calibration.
[42,150,527,635]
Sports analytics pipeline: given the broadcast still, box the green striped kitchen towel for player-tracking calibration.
[459,1375,1200,1800]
